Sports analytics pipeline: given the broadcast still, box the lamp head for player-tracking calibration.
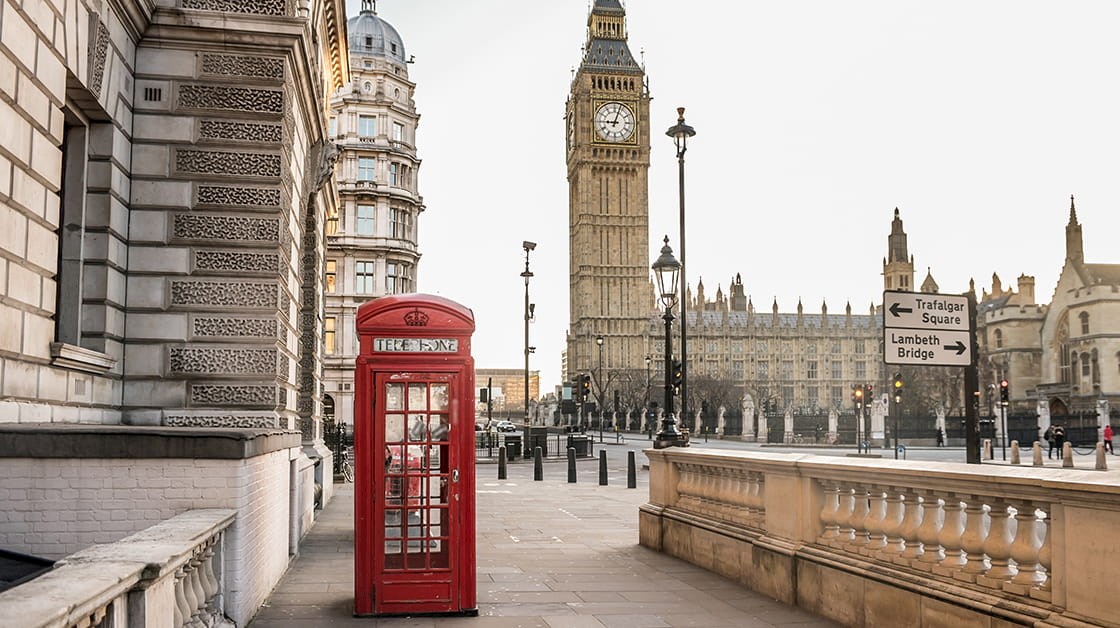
[651,236,681,310]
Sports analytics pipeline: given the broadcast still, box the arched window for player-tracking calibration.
[1079,311,1090,335]
[994,329,1004,349]
[323,394,335,421]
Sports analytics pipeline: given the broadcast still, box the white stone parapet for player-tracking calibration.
[0,509,236,628]
[640,448,1120,626]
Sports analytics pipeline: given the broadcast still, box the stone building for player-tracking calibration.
[323,0,423,426]
[0,0,346,623]
[564,0,654,387]
[977,196,1119,436]
[475,368,540,420]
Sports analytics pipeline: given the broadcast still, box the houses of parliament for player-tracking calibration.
[565,2,1119,429]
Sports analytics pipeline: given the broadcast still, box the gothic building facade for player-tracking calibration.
[324,1,423,426]
[977,197,1119,432]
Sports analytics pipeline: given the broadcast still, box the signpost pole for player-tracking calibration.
[964,294,980,464]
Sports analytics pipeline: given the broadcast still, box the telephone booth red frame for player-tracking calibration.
[353,294,477,616]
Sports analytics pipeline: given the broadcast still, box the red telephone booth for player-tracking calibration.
[353,294,477,617]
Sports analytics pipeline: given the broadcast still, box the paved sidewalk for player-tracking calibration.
[249,457,836,627]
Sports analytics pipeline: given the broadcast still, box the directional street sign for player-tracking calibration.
[883,291,974,367]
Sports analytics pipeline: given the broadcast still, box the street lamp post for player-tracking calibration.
[644,355,652,431]
[666,108,696,424]
[596,334,604,443]
[522,240,536,458]
[652,236,683,449]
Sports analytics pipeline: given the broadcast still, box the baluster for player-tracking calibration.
[754,473,767,528]
[834,483,855,548]
[863,486,888,556]
[728,470,748,524]
[913,493,944,570]
[1030,510,1052,602]
[200,539,220,622]
[188,554,206,627]
[174,566,190,627]
[882,490,906,559]
[1006,501,1045,595]
[848,485,871,550]
[979,499,1017,587]
[714,469,733,520]
[933,495,966,577]
[954,497,991,583]
[818,481,840,543]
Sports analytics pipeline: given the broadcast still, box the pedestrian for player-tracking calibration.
[1044,425,1055,459]
[1053,424,1066,459]
[1104,423,1114,454]
[936,428,945,447]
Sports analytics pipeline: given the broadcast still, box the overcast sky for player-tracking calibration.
[347,1,1120,391]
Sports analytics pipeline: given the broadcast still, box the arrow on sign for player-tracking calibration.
[888,302,913,317]
[943,341,967,355]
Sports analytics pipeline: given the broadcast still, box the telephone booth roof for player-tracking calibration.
[356,293,475,335]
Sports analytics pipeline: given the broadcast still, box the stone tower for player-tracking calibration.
[882,208,916,292]
[324,1,424,425]
[565,0,652,387]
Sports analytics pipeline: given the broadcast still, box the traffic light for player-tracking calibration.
[892,372,903,403]
[853,385,864,409]
[671,360,683,396]
[999,379,1009,405]
[479,387,489,403]
[580,373,592,400]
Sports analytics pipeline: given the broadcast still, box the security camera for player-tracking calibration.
[522,241,537,251]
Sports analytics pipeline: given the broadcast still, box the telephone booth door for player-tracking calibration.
[354,294,477,617]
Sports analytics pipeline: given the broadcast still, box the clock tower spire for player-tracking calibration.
[565,0,651,386]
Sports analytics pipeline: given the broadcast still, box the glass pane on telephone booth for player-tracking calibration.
[382,377,452,573]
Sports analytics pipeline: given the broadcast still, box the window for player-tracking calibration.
[732,360,744,378]
[806,343,817,354]
[855,339,866,353]
[832,386,843,409]
[386,261,413,294]
[358,157,376,181]
[732,341,744,354]
[758,361,769,380]
[831,341,841,354]
[1080,312,1090,335]
[807,361,818,380]
[757,340,768,354]
[782,386,794,406]
[56,112,89,347]
[855,361,867,379]
[707,341,718,353]
[780,360,792,380]
[390,208,412,239]
[325,316,337,354]
[831,361,842,379]
[357,204,375,235]
[807,386,819,408]
[328,117,337,137]
[325,260,337,293]
[358,115,376,137]
[355,261,375,294]
[392,121,405,142]
[1082,353,1091,378]
[326,210,339,235]
[994,329,1003,349]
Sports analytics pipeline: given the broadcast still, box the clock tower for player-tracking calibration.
[565,0,652,386]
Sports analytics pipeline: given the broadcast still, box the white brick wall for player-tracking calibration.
[0,448,301,627]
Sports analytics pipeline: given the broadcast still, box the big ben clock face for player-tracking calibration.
[594,102,635,143]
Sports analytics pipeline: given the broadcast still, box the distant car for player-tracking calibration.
[494,420,518,433]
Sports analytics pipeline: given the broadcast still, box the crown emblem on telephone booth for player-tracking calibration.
[403,308,429,326]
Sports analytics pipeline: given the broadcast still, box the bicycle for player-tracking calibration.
[340,446,354,483]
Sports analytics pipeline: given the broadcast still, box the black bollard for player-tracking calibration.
[567,447,577,483]
[498,445,507,480]
[627,451,637,489]
[534,446,543,481]
[599,450,608,486]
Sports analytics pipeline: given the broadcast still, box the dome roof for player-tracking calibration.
[347,3,406,63]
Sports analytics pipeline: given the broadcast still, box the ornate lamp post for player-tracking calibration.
[652,236,683,449]
[596,334,604,443]
[522,240,536,457]
[666,107,695,422]
[644,355,652,431]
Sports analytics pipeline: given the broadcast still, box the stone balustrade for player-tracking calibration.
[0,510,236,628]
[640,449,1120,627]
